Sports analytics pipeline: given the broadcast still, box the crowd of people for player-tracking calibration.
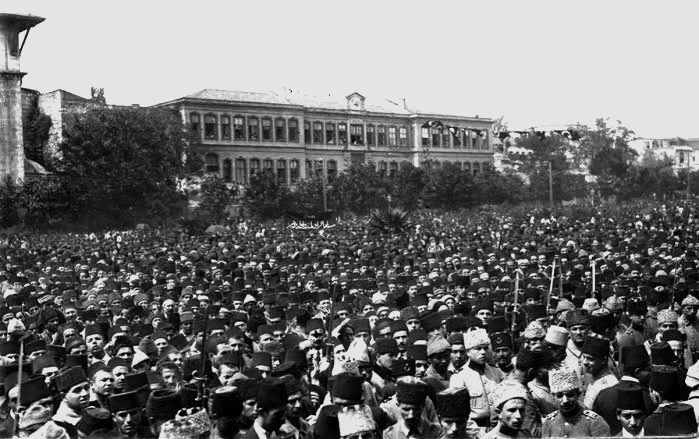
[1,199,699,438]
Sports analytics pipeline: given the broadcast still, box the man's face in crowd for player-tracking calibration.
[683,304,697,322]
[398,402,423,429]
[377,352,396,370]
[475,309,492,324]
[258,333,274,349]
[112,366,129,389]
[659,320,678,333]
[431,351,451,374]
[617,409,645,436]
[406,318,420,333]
[393,331,408,352]
[115,407,142,436]
[450,344,467,369]
[287,392,303,420]
[260,406,287,432]
[91,370,114,397]
[116,347,134,363]
[569,324,588,344]
[582,353,605,376]
[240,398,257,428]
[160,368,180,391]
[524,335,545,353]
[467,345,488,365]
[554,388,580,416]
[498,398,525,431]
[65,381,90,411]
[414,359,428,378]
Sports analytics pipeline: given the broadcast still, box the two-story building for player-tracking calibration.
[156,89,495,185]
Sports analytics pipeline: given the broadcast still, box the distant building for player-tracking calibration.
[156,89,495,184]
[630,137,699,171]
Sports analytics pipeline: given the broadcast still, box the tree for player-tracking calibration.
[22,100,52,165]
[198,175,233,223]
[422,162,474,208]
[578,118,637,178]
[328,164,390,214]
[56,106,193,227]
[242,170,294,219]
[389,164,426,210]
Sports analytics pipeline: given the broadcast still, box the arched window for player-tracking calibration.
[378,161,387,175]
[262,117,273,141]
[389,161,398,177]
[473,162,481,176]
[277,159,287,183]
[221,115,231,140]
[204,114,218,140]
[235,158,247,184]
[326,122,336,144]
[205,153,219,174]
[327,160,337,181]
[290,160,300,183]
[234,116,245,140]
[464,162,471,173]
[275,118,286,142]
[249,158,260,177]
[190,113,201,138]
[248,117,259,141]
[431,127,441,147]
[288,118,299,143]
[305,160,313,178]
[315,160,324,178]
[399,127,408,147]
[263,159,274,174]
[223,158,233,182]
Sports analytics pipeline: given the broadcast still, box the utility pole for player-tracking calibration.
[688,151,692,203]
[322,172,328,212]
[548,161,553,209]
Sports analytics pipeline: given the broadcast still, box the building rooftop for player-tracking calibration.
[174,88,486,120]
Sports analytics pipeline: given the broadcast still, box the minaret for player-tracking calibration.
[0,13,44,183]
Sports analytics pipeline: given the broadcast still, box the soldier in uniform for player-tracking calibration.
[450,328,505,434]
[542,366,610,438]
[678,294,699,363]
[580,335,618,410]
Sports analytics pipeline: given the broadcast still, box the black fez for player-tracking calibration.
[331,373,363,402]
[435,387,470,419]
[256,378,287,410]
[581,335,610,359]
[109,390,142,412]
[616,382,646,411]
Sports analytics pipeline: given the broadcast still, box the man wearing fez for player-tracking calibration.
[210,386,243,439]
[246,378,289,439]
[581,334,618,409]
[450,328,505,433]
[109,389,144,439]
[593,344,656,435]
[371,338,399,400]
[30,365,91,438]
[383,377,442,439]
[614,383,650,438]
[542,366,610,438]
[434,387,473,439]
[15,376,55,437]
[424,335,452,392]
[87,362,114,409]
[85,324,110,365]
[484,381,530,439]
[679,294,699,358]
[684,361,699,425]
[563,309,590,376]
[490,332,514,374]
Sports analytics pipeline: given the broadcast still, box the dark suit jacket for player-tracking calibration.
[592,379,657,435]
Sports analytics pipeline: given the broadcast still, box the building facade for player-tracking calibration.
[157,89,495,185]
[630,137,699,172]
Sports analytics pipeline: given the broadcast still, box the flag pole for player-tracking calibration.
[511,271,520,333]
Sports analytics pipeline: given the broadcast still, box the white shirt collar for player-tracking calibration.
[253,419,268,439]
[621,375,640,383]
[622,427,644,437]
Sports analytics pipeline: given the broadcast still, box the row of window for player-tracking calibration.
[190,113,489,150]
[204,153,491,184]
[204,154,339,185]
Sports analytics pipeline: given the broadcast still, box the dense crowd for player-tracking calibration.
[1,199,699,438]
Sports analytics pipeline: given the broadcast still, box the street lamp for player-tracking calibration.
[387,195,392,211]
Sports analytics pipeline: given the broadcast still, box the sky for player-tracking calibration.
[5,0,699,139]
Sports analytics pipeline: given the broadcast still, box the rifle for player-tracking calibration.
[511,271,520,334]
[195,304,209,409]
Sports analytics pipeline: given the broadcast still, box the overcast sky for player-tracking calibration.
[5,0,699,138]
